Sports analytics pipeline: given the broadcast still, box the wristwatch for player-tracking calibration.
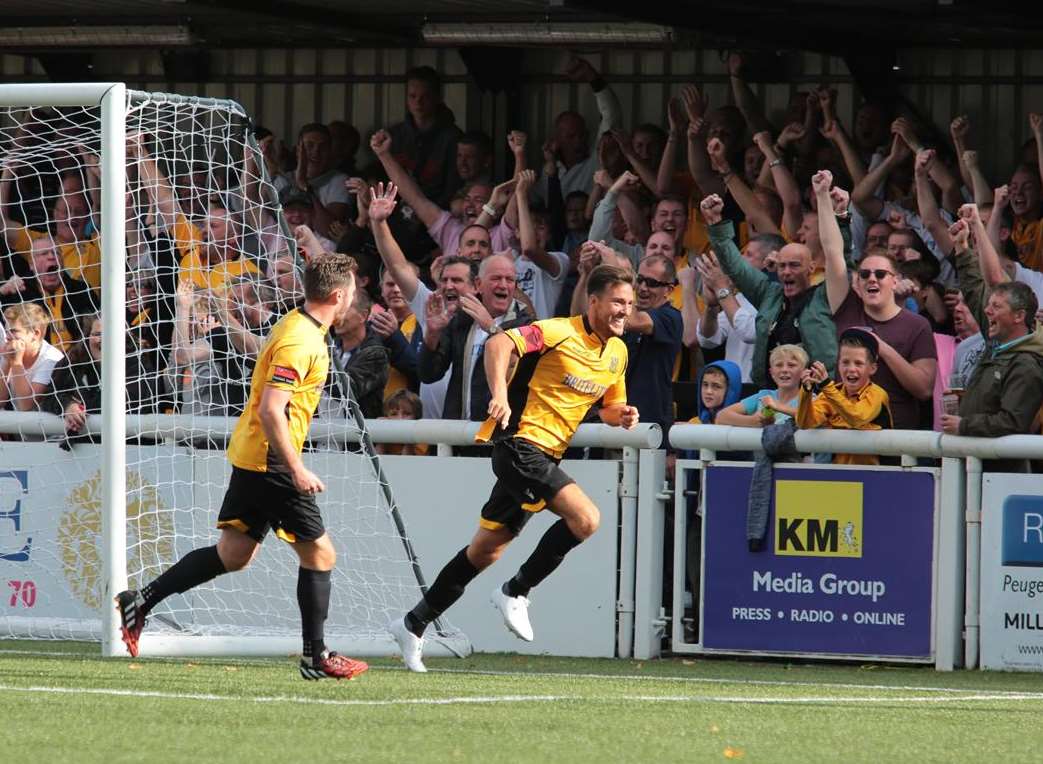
[716,287,733,301]
[481,202,499,218]
[487,323,503,335]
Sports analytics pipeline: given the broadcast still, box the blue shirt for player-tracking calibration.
[624,303,683,433]
[739,388,799,423]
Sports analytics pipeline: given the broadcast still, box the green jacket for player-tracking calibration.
[708,219,844,389]
[956,248,1043,471]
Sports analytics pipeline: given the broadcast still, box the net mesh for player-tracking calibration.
[0,91,462,652]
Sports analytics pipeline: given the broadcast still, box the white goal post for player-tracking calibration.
[0,83,470,659]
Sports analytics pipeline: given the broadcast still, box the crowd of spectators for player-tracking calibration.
[2,53,1043,465]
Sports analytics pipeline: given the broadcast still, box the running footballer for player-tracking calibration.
[116,253,369,680]
[390,264,639,672]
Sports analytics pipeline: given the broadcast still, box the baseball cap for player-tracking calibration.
[838,326,879,360]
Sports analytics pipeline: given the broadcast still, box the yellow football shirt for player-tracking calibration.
[172,213,260,290]
[13,227,101,290]
[476,315,628,459]
[227,308,329,472]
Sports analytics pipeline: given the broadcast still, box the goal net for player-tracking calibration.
[0,84,469,658]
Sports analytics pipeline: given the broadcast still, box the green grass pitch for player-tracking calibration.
[2,641,1042,762]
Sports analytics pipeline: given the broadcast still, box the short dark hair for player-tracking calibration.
[748,233,786,252]
[587,264,636,297]
[839,334,878,364]
[634,123,668,146]
[297,122,331,141]
[899,256,940,286]
[564,190,589,205]
[702,365,728,382]
[992,281,1038,330]
[384,388,422,419]
[351,287,373,316]
[654,195,688,214]
[303,252,356,302]
[458,130,493,157]
[405,65,442,95]
[438,254,478,283]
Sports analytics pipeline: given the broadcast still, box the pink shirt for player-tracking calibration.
[428,210,516,255]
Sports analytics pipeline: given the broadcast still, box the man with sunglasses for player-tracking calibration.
[817,170,937,432]
[623,254,684,435]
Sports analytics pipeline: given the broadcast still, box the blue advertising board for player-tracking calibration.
[701,464,936,659]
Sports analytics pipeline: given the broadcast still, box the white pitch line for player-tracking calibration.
[414,666,1043,699]
[3,650,1043,700]
[0,684,1041,708]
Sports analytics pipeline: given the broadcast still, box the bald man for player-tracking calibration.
[702,195,839,387]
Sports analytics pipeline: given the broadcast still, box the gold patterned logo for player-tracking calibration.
[58,471,175,609]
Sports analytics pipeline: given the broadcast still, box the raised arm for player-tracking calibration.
[892,117,962,213]
[986,185,1011,251]
[171,281,213,367]
[370,129,443,230]
[950,115,974,194]
[508,130,528,177]
[683,86,725,198]
[961,202,1008,288]
[950,218,988,335]
[820,113,867,188]
[611,172,650,244]
[677,266,702,348]
[474,176,517,230]
[129,133,183,231]
[611,129,659,193]
[367,183,420,302]
[702,195,771,308]
[913,149,953,255]
[813,171,850,313]
[1030,113,1043,185]
[852,134,910,221]
[727,53,772,134]
[709,138,780,235]
[657,99,687,197]
[0,161,27,250]
[752,130,803,237]
[515,169,562,278]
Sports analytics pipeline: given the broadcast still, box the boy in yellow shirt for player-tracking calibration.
[796,327,892,465]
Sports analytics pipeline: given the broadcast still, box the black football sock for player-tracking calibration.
[297,568,332,661]
[405,547,479,637]
[504,519,583,598]
[141,546,227,614]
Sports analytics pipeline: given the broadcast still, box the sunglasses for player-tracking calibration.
[857,268,894,281]
[636,275,676,289]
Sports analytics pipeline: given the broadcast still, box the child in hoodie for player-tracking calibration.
[691,359,743,425]
[796,328,892,465]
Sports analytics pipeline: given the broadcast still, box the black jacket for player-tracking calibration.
[332,328,390,419]
[42,351,164,444]
[418,300,533,421]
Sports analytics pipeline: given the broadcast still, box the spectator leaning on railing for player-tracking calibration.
[943,214,1043,472]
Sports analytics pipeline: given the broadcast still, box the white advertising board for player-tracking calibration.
[980,474,1043,671]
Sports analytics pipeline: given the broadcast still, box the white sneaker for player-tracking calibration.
[491,586,534,642]
[389,616,427,673]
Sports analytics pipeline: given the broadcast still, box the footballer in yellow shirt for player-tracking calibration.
[390,263,641,672]
[116,253,370,680]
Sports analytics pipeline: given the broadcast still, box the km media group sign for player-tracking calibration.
[700,464,937,660]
